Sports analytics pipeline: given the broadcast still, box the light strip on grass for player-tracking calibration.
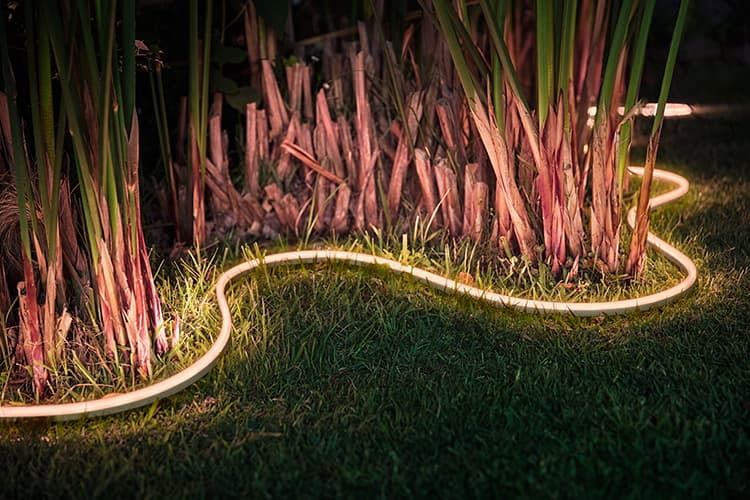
[0,167,697,421]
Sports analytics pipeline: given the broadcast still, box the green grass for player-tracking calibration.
[0,206,684,405]
[0,252,219,404]
[0,178,682,406]
[0,171,686,404]
[1,67,749,498]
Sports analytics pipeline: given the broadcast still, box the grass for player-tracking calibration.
[1,65,749,497]
[0,189,684,405]
[0,252,215,404]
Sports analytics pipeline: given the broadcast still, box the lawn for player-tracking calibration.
[1,65,749,498]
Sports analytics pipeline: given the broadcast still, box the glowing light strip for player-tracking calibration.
[587,103,693,118]
[0,167,697,421]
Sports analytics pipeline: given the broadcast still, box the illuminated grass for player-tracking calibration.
[1,75,749,496]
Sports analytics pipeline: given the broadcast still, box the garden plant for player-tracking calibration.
[0,0,694,417]
[3,1,750,497]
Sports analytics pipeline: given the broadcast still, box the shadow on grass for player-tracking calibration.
[1,256,748,498]
[2,101,750,499]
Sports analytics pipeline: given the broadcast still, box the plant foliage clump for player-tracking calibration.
[0,0,172,397]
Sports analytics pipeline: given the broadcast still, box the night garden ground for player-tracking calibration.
[0,64,748,499]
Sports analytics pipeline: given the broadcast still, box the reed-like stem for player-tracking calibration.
[627,0,690,277]
[0,0,171,391]
[616,0,656,193]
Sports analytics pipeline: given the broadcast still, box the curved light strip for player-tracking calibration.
[0,167,697,421]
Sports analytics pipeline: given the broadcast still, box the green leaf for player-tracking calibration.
[596,0,634,124]
[431,0,478,105]
[536,0,553,127]
[617,0,656,190]
[651,0,690,137]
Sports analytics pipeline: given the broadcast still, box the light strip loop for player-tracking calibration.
[0,167,696,421]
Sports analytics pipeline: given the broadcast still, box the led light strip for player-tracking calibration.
[587,103,693,118]
[0,167,697,421]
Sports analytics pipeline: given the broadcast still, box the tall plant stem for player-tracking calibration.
[616,0,656,195]
[595,0,634,126]
[188,0,213,247]
[535,0,553,128]
[490,0,506,129]
[627,0,690,277]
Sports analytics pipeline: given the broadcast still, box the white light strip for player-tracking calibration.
[587,103,693,118]
[0,167,697,421]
